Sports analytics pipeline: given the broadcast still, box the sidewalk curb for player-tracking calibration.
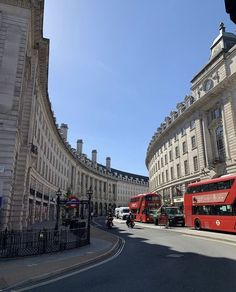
[2,231,122,292]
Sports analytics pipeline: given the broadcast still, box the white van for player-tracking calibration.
[118,207,130,220]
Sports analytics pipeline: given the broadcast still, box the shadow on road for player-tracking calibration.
[88,216,236,292]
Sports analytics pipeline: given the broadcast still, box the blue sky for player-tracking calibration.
[43,0,235,176]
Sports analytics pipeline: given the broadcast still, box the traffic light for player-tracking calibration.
[225,0,236,24]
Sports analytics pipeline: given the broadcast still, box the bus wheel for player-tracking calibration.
[194,219,201,230]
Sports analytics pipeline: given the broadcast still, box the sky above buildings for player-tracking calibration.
[43,0,235,176]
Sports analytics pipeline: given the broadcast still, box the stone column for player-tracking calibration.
[32,194,36,225]
[195,114,207,171]
[221,95,235,159]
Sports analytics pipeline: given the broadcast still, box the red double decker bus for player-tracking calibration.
[184,174,236,233]
[129,192,162,223]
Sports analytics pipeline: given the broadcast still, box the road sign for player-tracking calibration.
[66,196,80,208]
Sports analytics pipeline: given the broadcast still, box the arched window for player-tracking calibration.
[215,125,225,161]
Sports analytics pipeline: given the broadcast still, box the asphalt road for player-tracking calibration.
[27,217,236,292]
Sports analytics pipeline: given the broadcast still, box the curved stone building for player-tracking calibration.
[146,23,236,208]
[0,0,148,230]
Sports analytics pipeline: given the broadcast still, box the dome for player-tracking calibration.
[210,23,236,60]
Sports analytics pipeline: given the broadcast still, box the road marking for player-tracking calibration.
[167,254,183,258]
[14,237,125,291]
[92,220,103,227]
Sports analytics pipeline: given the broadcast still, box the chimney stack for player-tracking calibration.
[60,123,68,140]
[77,139,83,155]
[106,157,111,171]
[92,150,97,166]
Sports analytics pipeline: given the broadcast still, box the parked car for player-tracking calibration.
[152,206,185,227]
[118,207,130,220]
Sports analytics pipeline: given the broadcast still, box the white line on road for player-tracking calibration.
[167,254,184,258]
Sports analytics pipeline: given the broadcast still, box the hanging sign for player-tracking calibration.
[66,196,80,208]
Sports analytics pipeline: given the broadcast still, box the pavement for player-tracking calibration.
[1,219,236,291]
[0,225,121,291]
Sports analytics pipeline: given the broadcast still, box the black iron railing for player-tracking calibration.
[0,224,88,258]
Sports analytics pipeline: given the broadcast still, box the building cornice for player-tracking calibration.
[6,0,149,185]
[191,50,225,83]
[146,43,236,168]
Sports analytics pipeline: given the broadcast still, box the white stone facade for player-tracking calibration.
[0,0,148,230]
[116,176,149,207]
[146,24,236,207]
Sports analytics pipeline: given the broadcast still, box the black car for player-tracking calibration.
[152,206,185,227]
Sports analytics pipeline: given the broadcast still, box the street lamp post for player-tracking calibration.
[55,188,62,230]
[86,187,93,244]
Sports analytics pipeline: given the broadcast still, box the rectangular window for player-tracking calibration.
[175,146,179,158]
[190,120,195,130]
[192,204,234,216]
[193,156,198,172]
[212,108,221,120]
[186,179,234,194]
[177,164,181,178]
[165,154,168,165]
[166,169,169,182]
[43,161,45,176]
[104,182,106,192]
[169,150,173,161]
[184,160,189,175]
[39,157,42,173]
[182,141,187,154]
[170,167,174,180]
[191,136,196,149]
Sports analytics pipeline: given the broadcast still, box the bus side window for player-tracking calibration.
[209,183,217,191]
[211,205,217,215]
[192,206,198,215]
[232,201,236,215]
